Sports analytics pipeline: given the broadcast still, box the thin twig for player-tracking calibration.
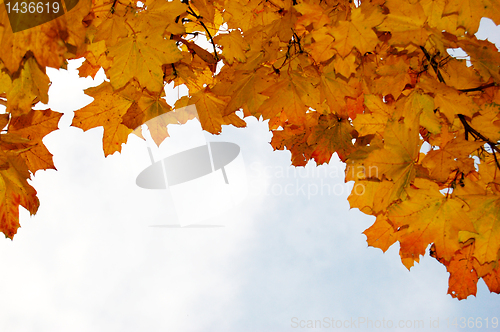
[459,82,496,93]
[458,114,500,169]
[420,46,445,83]
[457,115,500,153]
[491,145,500,170]
[110,0,118,13]
[186,6,219,61]
[293,32,303,53]
[420,46,500,170]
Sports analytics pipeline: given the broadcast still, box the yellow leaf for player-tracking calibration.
[444,0,500,34]
[190,89,228,134]
[307,115,354,163]
[482,264,500,294]
[446,243,478,300]
[7,108,63,173]
[213,68,274,116]
[363,214,399,253]
[352,112,388,137]
[0,13,68,73]
[120,87,175,146]
[377,0,430,45]
[455,179,500,265]
[0,148,39,239]
[352,94,393,136]
[258,72,317,124]
[306,27,335,63]
[406,91,440,134]
[333,53,357,79]
[420,0,446,29]
[215,30,250,65]
[94,14,128,47]
[137,0,187,36]
[139,97,173,146]
[72,82,134,156]
[83,40,113,72]
[7,57,50,116]
[108,34,182,92]
[441,58,484,91]
[364,120,420,184]
[330,6,384,57]
[418,75,477,122]
[190,0,215,23]
[373,56,412,99]
[459,37,500,83]
[421,136,482,183]
[471,104,500,142]
[320,71,356,114]
[347,179,405,214]
[389,179,476,262]
[294,2,330,31]
[458,196,500,265]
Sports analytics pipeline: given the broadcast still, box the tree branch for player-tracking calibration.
[458,114,500,169]
[420,46,500,170]
[186,6,219,61]
[420,46,445,83]
[459,82,496,93]
[110,0,118,14]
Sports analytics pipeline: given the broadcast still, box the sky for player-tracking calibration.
[0,18,499,332]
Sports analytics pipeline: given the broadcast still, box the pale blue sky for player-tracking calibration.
[0,18,499,332]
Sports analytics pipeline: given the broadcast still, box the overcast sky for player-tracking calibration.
[0,18,499,332]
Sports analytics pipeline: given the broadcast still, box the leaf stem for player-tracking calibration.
[458,82,497,93]
[420,46,500,170]
[293,32,303,53]
[419,46,445,83]
[186,6,219,61]
[110,0,118,14]
[458,114,500,169]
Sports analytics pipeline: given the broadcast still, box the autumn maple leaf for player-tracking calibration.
[1,0,500,301]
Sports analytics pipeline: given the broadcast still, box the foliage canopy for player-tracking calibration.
[1,0,500,300]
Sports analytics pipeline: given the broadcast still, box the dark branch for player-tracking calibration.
[420,46,500,170]
[458,114,500,169]
[110,0,118,13]
[459,82,496,93]
[293,32,303,53]
[420,46,445,83]
[186,6,219,61]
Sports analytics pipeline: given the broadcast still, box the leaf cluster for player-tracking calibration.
[1,0,500,299]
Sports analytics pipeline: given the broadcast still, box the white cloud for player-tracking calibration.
[1,21,500,332]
